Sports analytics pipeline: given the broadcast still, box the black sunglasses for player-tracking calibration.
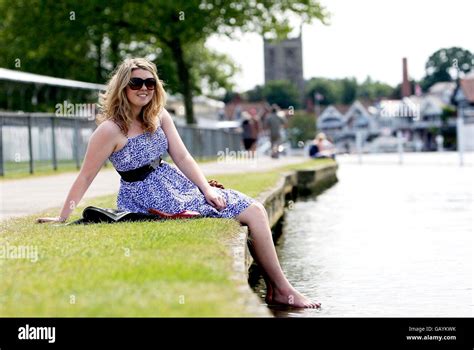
[128,77,156,90]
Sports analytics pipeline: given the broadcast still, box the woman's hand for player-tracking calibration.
[36,216,66,224]
[203,187,227,211]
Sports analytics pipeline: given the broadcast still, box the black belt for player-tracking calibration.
[117,157,163,182]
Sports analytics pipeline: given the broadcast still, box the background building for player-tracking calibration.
[264,34,305,103]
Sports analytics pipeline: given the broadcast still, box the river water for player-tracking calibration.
[259,152,474,317]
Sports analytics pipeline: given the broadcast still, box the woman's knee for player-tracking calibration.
[252,201,267,216]
[237,202,267,224]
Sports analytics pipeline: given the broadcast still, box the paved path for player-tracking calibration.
[0,156,306,221]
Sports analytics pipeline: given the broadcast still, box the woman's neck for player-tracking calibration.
[130,106,142,121]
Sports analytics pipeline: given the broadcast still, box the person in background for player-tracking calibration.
[241,111,259,157]
[264,106,286,159]
[309,132,336,160]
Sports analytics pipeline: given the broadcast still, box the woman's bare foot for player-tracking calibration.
[269,287,321,309]
[265,284,273,305]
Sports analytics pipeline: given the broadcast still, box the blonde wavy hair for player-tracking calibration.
[96,58,167,135]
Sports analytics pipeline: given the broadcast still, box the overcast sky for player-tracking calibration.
[206,0,474,92]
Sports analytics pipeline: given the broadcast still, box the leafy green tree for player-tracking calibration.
[0,0,103,81]
[357,76,394,100]
[262,80,300,109]
[288,111,317,147]
[341,78,357,104]
[245,85,264,102]
[441,105,456,124]
[189,42,240,99]
[127,0,328,123]
[306,77,341,106]
[307,76,394,106]
[0,0,239,112]
[1,0,328,122]
[421,47,474,91]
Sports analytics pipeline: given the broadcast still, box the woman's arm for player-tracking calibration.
[160,109,226,210]
[37,121,120,223]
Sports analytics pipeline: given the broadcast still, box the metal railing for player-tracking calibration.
[0,113,242,176]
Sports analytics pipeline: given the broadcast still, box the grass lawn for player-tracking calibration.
[0,158,334,316]
[1,160,81,180]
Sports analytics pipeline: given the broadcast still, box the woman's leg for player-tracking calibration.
[247,243,273,303]
[236,202,321,308]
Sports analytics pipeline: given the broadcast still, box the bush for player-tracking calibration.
[287,111,317,148]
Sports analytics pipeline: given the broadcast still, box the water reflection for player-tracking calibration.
[256,153,474,317]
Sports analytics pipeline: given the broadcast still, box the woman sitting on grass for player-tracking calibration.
[37,58,320,309]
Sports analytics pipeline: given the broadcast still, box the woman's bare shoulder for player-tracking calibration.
[158,108,172,124]
[95,120,123,138]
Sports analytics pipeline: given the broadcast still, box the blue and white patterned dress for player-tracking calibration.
[108,125,254,218]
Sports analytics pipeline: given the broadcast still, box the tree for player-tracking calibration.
[245,85,264,102]
[357,76,394,100]
[421,47,474,91]
[288,111,317,147]
[189,42,240,99]
[262,80,300,109]
[128,0,328,123]
[306,78,341,106]
[341,78,357,104]
[0,0,104,82]
[0,0,239,111]
[1,0,328,123]
[306,76,394,106]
